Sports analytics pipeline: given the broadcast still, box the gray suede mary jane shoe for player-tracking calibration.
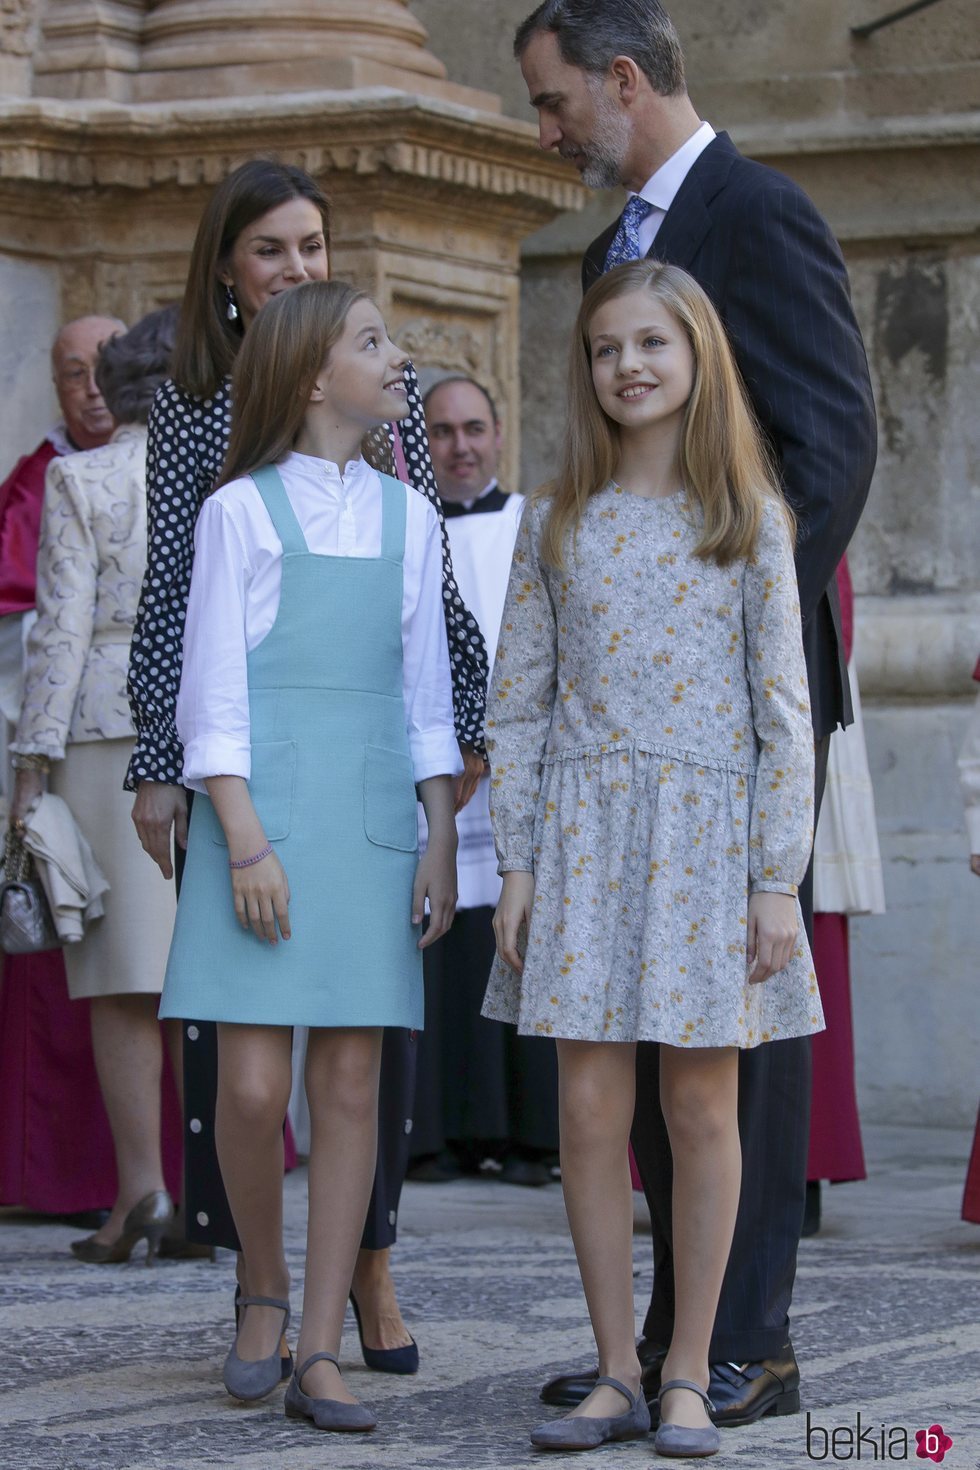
[529,1374,650,1451]
[284,1351,377,1433]
[222,1295,291,1404]
[654,1379,722,1458]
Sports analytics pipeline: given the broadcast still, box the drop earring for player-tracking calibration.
[225,284,239,322]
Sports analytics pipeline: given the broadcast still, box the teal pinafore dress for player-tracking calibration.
[159,465,423,1029]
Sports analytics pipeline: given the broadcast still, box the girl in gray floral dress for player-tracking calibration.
[484,262,824,1457]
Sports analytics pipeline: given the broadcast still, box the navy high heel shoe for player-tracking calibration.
[348,1292,419,1375]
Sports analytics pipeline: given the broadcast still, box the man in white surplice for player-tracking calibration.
[408,377,559,1187]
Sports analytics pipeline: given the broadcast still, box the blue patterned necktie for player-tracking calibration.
[604,195,653,272]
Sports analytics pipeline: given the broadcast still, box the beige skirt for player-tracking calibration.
[49,738,176,1000]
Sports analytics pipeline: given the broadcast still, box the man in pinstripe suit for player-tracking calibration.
[517,0,878,1430]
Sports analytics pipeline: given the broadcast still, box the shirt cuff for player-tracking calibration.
[750,880,800,897]
[181,736,251,794]
[125,721,184,791]
[9,739,64,761]
[410,730,464,783]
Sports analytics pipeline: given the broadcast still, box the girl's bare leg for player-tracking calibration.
[555,1038,641,1419]
[215,1023,293,1362]
[88,992,167,1244]
[659,1044,741,1430]
[295,1026,384,1403]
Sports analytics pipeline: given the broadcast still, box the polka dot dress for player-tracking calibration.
[125,362,488,791]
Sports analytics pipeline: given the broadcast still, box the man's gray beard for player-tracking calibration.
[581,150,625,190]
[580,89,631,190]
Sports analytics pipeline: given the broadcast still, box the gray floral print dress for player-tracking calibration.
[482,486,825,1048]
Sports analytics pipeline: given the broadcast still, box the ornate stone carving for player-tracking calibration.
[0,0,38,56]
[396,317,486,377]
[0,94,585,224]
[0,0,41,91]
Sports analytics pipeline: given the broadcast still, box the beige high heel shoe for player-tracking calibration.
[70,1189,174,1265]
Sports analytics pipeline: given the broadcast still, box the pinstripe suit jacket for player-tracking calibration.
[583,132,877,737]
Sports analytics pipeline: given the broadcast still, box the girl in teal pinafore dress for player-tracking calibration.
[159,282,459,1434]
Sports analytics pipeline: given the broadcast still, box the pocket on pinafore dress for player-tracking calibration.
[363,745,418,852]
[209,740,297,845]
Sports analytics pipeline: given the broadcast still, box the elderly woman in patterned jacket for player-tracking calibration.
[125,159,487,1373]
[9,306,181,1263]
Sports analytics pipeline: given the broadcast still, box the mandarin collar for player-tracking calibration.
[280,450,369,493]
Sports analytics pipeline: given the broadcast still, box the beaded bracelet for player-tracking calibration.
[229,844,273,870]
[12,752,51,773]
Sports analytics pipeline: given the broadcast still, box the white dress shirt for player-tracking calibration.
[178,452,461,791]
[634,120,717,257]
[419,489,525,909]
[454,477,500,513]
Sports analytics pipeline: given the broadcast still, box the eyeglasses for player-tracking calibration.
[55,365,96,390]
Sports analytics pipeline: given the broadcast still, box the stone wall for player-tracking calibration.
[0,254,60,458]
[409,0,980,1126]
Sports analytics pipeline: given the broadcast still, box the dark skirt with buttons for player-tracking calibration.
[182,1019,416,1250]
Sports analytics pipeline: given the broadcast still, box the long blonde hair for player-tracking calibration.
[541,260,792,568]
[218,280,368,489]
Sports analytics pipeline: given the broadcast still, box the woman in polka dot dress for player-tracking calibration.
[484,262,824,1456]
[126,159,487,1372]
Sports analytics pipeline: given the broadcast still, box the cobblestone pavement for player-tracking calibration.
[2,1124,978,1470]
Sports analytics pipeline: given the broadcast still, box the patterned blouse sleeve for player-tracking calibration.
[395,362,489,752]
[743,498,815,895]
[125,380,207,790]
[12,458,95,761]
[485,499,557,873]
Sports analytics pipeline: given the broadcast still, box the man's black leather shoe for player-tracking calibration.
[539,1340,667,1409]
[708,1343,801,1428]
[539,1367,596,1408]
[540,1341,800,1425]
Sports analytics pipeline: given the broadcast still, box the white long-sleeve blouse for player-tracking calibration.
[177,452,462,792]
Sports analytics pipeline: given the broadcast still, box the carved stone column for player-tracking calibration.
[137,0,495,106]
[32,0,146,100]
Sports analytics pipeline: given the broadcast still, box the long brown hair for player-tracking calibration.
[541,260,791,569]
[218,280,367,489]
[172,160,331,400]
